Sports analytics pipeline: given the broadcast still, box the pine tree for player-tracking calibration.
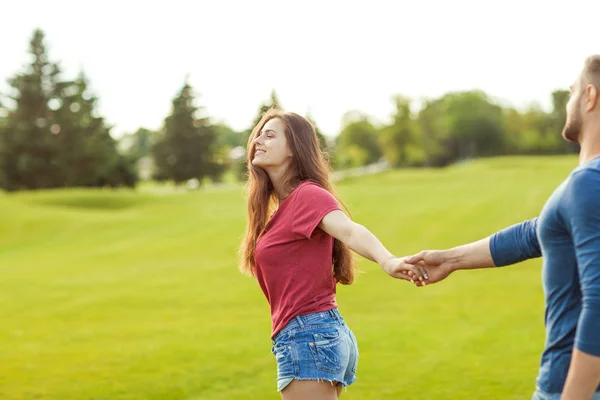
[0,28,136,190]
[52,71,131,187]
[0,29,61,190]
[152,79,221,184]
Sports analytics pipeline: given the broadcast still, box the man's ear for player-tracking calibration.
[585,84,599,112]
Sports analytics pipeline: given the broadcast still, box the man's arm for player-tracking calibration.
[563,351,600,400]
[405,218,541,286]
[561,170,600,400]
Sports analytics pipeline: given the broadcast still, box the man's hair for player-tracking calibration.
[583,55,600,87]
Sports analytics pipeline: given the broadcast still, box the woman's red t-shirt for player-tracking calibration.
[254,181,342,338]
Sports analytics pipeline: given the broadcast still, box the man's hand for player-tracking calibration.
[403,238,497,287]
[404,250,458,287]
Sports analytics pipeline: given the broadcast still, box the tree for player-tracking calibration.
[52,71,136,187]
[443,91,506,160]
[0,29,61,190]
[416,98,450,167]
[550,89,578,153]
[415,91,507,166]
[335,113,382,168]
[152,79,222,185]
[212,122,244,181]
[305,112,330,158]
[550,90,569,132]
[0,109,6,189]
[503,107,527,154]
[213,123,244,149]
[118,127,158,181]
[380,95,419,167]
[0,29,136,190]
[122,128,156,161]
[502,100,572,156]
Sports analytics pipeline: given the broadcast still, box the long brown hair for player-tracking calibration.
[239,108,357,284]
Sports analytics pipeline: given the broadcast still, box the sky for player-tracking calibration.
[2,0,599,138]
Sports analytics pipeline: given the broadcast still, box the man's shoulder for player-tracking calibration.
[562,163,600,214]
[573,155,600,176]
[570,163,600,189]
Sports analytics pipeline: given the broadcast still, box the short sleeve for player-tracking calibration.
[292,182,341,239]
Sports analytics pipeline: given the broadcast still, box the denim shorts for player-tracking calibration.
[270,307,359,392]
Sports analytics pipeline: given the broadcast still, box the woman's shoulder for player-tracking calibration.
[293,180,337,203]
[295,180,326,194]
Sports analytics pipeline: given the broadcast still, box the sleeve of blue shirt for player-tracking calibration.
[563,169,600,357]
[489,217,542,267]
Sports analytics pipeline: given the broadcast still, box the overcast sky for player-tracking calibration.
[2,0,598,137]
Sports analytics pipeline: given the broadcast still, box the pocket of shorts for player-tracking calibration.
[308,328,344,373]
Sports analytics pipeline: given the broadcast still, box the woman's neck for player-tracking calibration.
[268,170,295,203]
[272,180,292,203]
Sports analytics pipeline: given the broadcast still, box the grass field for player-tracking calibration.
[0,155,581,399]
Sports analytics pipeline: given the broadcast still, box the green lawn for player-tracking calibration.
[0,155,580,399]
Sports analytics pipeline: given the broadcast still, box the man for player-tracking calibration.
[405,55,600,400]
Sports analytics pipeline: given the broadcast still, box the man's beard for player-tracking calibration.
[562,107,583,143]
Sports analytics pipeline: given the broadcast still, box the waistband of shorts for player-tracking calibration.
[273,308,344,342]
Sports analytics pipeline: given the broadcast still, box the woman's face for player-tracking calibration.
[251,118,292,170]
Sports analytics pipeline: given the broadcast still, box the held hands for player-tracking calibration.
[402,250,456,287]
[381,256,430,284]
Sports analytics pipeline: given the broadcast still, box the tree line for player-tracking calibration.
[0,29,575,192]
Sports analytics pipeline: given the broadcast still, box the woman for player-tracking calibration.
[239,108,426,399]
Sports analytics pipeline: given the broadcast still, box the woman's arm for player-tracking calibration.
[319,210,427,283]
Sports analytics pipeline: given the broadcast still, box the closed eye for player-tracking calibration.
[260,128,276,139]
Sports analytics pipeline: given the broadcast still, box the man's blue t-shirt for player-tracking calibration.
[490,156,600,393]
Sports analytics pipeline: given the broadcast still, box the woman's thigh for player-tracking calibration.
[281,379,340,400]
